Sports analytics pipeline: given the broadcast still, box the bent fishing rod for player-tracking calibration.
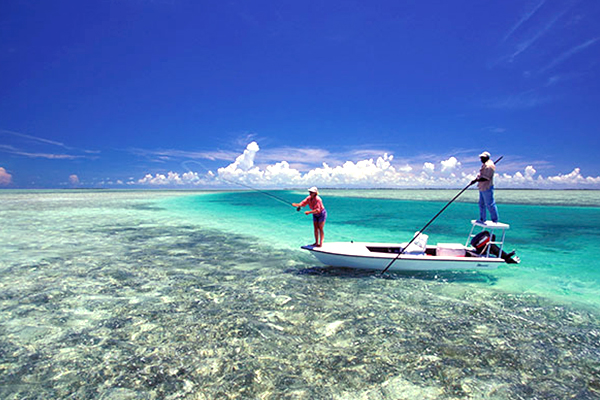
[380,156,503,275]
[218,175,301,211]
[181,160,301,211]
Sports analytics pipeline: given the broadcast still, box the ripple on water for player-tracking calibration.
[1,193,599,399]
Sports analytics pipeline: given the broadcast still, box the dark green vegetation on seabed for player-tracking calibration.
[1,226,599,399]
[1,191,599,399]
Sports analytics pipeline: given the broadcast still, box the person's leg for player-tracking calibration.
[312,219,319,246]
[317,221,325,246]
[480,188,499,223]
[478,191,487,222]
[487,187,499,222]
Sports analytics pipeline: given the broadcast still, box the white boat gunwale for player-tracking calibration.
[301,244,505,263]
[300,220,517,271]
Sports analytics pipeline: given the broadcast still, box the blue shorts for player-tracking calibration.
[313,209,327,223]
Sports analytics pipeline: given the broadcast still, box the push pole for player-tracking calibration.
[380,156,503,275]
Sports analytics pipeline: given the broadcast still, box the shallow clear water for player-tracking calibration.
[1,189,599,399]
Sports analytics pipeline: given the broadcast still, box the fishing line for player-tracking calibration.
[182,161,367,243]
[181,160,300,210]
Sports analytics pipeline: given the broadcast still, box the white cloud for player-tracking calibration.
[0,146,87,160]
[505,5,567,61]
[69,174,80,185]
[0,167,12,185]
[545,168,600,186]
[135,142,600,189]
[422,162,435,174]
[1,129,69,148]
[130,148,240,162]
[540,37,600,73]
[486,91,554,110]
[0,129,99,159]
[219,141,260,174]
[138,171,204,186]
[440,157,460,173]
[300,154,399,187]
[502,0,546,43]
[397,164,413,173]
[260,147,331,165]
[264,161,302,186]
[524,165,536,178]
[495,166,600,188]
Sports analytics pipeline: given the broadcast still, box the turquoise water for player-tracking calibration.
[1,189,599,399]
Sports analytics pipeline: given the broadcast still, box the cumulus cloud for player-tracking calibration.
[440,157,461,173]
[545,168,600,186]
[230,141,259,172]
[422,162,435,174]
[495,166,600,188]
[138,171,203,186]
[300,154,399,187]
[0,167,12,185]
[500,165,537,186]
[69,174,80,186]
[135,142,600,189]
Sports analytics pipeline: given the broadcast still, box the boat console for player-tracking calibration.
[467,220,519,264]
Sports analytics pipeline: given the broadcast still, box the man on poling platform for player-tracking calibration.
[472,151,499,223]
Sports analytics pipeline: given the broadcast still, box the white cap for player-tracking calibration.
[479,151,491,158]
[308,186,318,193]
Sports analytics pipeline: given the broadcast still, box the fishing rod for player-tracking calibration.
[181,160,300,211]
[380,155,503,275]
[218,175,300,210]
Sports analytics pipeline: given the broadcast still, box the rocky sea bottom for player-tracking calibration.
[1,219,599,399]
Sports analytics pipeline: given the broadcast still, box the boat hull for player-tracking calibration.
[301,242,503,271]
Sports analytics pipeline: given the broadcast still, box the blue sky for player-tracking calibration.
[1,0,599,188]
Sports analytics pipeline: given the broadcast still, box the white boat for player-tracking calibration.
[301,220,520,272]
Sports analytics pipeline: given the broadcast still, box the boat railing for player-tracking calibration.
[466,220,509,258]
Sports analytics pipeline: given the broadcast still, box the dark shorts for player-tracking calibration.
[313,209,327,223]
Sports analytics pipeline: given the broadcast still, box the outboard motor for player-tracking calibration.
[471,231,491,254]
[470,231,520,264]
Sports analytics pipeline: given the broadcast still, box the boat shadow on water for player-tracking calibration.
[292,265,498,284]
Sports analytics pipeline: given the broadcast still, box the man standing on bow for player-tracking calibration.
[472,151,499,223]
[293,187,327,247]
